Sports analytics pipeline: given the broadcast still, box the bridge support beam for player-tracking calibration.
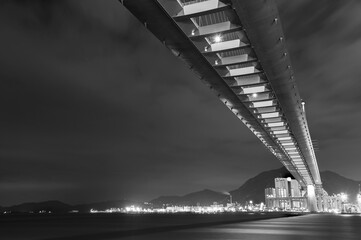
[307,185,318,212]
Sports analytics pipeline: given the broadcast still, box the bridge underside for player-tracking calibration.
[121,0,321,190]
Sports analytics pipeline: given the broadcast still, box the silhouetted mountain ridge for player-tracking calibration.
[6,200,72,213]
[321,170,360,203]
[1,199,141,213]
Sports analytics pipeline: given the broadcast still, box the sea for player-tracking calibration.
[1,212,361,240]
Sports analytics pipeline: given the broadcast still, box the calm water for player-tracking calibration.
[1,213,360,240]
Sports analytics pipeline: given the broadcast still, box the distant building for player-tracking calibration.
[275,178,288,198]
[357,184,361,212]
[327,194,342,212]
[316,187,329,212]
[265,177,350,212]
[265,177,307,210]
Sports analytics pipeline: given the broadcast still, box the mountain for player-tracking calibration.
[150,167,361,206]
[6,200,72,213]
[179,189,230,206]
[321,171,360,203]
[150,189,229,207]
[230,167,292,204]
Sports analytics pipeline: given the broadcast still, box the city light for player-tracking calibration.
[87,202,273,215]
[340,193,348,202]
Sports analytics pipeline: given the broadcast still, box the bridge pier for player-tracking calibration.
[307,185,318,212]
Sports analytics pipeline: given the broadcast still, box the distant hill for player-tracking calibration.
[230,167,292,204]
[74,200,137,212]
[2,199,141,213]
[150,189,230,207]
[6,200,72,213]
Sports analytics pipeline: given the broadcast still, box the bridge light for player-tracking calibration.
[214,35,222,43]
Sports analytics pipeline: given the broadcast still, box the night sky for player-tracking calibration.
[1,0,361,206]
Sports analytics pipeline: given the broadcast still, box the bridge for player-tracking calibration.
[121,0,322,211]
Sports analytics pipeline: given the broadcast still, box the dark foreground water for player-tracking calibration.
[1,213,361,240]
